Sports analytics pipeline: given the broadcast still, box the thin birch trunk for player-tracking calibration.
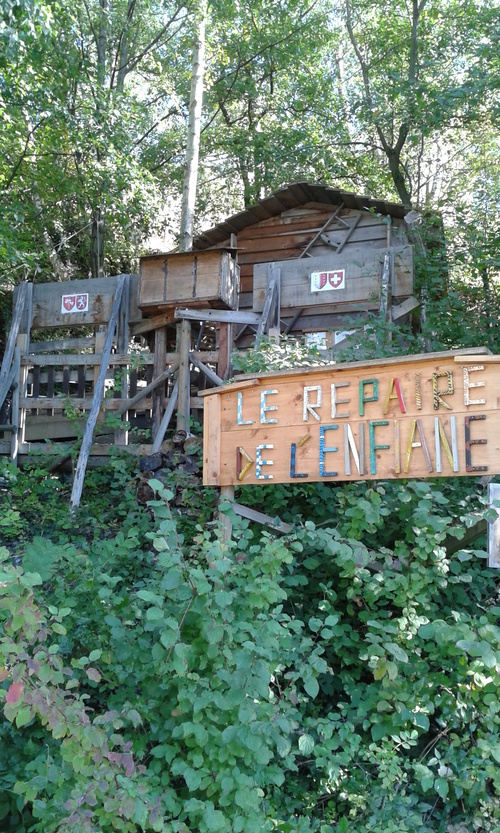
[179,0,207,252]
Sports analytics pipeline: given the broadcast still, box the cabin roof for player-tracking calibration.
[192,181,409,250]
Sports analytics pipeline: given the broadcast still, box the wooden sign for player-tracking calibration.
[202,350,500,486]
[253,245,413,312]
[61,293,89,314]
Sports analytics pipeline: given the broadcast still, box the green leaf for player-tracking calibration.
[384,642,408,663]
[304,676,319,698]
[435,777,449,799]
[298,734,315,754]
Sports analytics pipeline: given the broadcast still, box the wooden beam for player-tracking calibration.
[10,347,21,464]
[175,307,261,325]
[189,352,223,386]
[151,382,179,453]
[152,326,167,443]
[30,336,97,353]
[255,274,279,344]
[22,353,154,366]
[230,502,293,534]
[176,319,191,433]
[217,322,233,380]
[115,274,130,446]
[130,310,176,336]
[117,364,178,416]
[300,203,345,258]
[0,282,27,412]
[70,275,125,509]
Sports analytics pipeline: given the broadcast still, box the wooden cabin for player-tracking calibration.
[0,182,419,471]
[192,181,417,345]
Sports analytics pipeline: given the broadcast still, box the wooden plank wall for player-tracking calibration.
[234,203,410,309]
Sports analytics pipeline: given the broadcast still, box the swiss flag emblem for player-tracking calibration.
[328,270,344,289]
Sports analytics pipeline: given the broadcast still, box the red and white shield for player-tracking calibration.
[62,295,76,312]
[328,270,345,289]
[76,293,89,311]
[313,272,328,290]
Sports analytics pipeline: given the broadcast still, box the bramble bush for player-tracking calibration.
[0,462,499,832]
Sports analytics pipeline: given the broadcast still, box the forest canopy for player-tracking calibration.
[0,0,499,346]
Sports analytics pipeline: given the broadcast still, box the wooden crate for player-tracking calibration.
[138,249,240,312]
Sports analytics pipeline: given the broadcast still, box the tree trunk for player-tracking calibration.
[179,0,207,252]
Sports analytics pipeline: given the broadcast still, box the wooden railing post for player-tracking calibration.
[176,319,191,433]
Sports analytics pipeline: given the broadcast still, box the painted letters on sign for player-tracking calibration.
[202,351,500,487]
[61,293,89,314]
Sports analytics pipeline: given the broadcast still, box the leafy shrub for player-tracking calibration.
[1,474,499,832]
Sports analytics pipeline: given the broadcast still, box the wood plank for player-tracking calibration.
[152,326,167,442]
[176,319,191,433]
[203,392,221,485]
[70,275,125,508]
[189,353,223,387]
[130,310,176,336]
[31,273,142,329]
[217,322,233,380]
[30,336,96,353]
[23,353,154,366]
[10,346,21,464]
[20,396,139,411]
[230,502,293,534]
[0,282,27,412]
[175,308,261,325]
[253,246,414,312]
[151,382,179,453]
[115,274,130,446]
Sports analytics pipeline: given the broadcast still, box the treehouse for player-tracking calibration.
[0,181,421,475]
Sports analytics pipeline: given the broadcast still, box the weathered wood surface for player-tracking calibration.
[71,275,125,508]
[24,273,142,329]
[22,353,155,366]
[131,311,176,335]
[151,382,179,453]
[253,246,413,312]
[0,282,28,412]
[235,206,409,295]
[230,502,293,534]
[203,349,494,486]
[139,250,239,311]
[30,337,96,353]
[176,319,191,433]
[175,307,261,325]
[152,326,167,442]
[10,347,21,463]
[189,353,223,387]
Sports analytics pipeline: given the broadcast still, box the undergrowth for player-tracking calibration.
[0,459,499,832]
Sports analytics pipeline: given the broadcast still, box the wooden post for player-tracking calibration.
[151,381,179,453]
[115,274,130,446]
[267,265,281,342]
[10,347,21,465]
[152,326,167,442]
[176,319,191,433]
[70,276,125,509]
[219,484,234,541]
[16,334,29,448]
[0,282,28,413]
[217,323,233,380]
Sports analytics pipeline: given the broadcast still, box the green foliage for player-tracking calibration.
[1,464,499,831]
[232,335,329,375]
